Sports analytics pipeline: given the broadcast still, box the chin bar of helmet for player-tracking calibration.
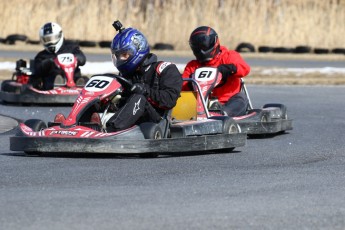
[112,20,125,33]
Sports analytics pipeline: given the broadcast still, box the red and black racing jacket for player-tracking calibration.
[181,46,250,104]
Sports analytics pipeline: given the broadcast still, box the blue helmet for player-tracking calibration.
[111,28,150,76]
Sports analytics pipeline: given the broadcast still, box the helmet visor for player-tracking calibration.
[189,36,217,52]
[41,31,62,45]
[111,46,135,67]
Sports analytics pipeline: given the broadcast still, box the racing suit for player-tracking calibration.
[106,53,182,131]
[33,41,86,90]
[182,46,251,116]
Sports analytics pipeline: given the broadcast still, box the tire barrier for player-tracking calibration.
[235,42,255,53]
[153,43,174,50]
[1,33,344,56]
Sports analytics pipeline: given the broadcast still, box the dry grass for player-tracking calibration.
[1,0,345,50]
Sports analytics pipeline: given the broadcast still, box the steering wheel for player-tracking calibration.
[113,75,133,89]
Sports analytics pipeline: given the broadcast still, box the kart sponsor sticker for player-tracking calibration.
[157,62,172,73]
[50,130,78,136]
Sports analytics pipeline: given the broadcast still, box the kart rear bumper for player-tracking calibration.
[238,119,293,134]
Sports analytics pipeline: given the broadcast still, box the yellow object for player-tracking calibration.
[171,91,197,121]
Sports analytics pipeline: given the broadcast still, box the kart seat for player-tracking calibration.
[171,91,197,121]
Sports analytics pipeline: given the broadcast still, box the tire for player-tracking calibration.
[1,80,21,93]
[26,40,40,45]
[272,47,294,53]
[258,46,272,53]
[294,46,311,54]
[79,40,97,47]
[235,42,255,53]
[331,48,345,54]
[99,41,112,48]
[153,43,174,50]
[314,48,329,54]
[24,119,47,131]
[210,116,240,153]
[263,103,287,119]
[139,123,163,158]
[23,119,47,156]
[5,34,28,44]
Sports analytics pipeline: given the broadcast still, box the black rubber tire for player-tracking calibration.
[1,80,21,93]
[26,40,40,45]
[99,41,112,48]
[314,48,329,54]
[5,34,28,44]
[139,123,163,158]
[263,103,287,119]
[258,46,272,53]
[0,37,6,44]
[79,40,97,47]
[23,119,47,156]
[153,43,174,50]
[24,119,47,131]
[209,116,240,153]
[294,46,312,54]
[235,42,255,53]
[272,47,294,53]
[331,48,345,54]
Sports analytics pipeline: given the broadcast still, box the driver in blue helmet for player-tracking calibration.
[105,22,182,132]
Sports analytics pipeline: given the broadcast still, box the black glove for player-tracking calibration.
[130,83,149,95]
[217,64,237,79]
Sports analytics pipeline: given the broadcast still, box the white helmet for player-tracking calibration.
[39,22,64,53]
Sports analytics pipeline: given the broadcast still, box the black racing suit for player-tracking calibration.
[33,41,86,90]
[106,53,182,131]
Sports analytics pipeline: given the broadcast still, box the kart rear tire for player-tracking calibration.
[23,119,47,156]
[1,80,21,93]
[139,123,163,158]
[263,103,287,119]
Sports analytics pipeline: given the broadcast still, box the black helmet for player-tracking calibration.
[189,26,220,62]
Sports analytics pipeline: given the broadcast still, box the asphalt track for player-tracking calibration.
[1,84,345,230]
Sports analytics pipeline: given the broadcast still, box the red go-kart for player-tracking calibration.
[0,53,88,105]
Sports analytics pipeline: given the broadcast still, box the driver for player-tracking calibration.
[181,26,251,117]
[104,23,182,132]
[33,22,86,90]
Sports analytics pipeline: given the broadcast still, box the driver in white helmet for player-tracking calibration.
[33,22,86,90]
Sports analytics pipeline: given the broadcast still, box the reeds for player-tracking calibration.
[0,0,344,50]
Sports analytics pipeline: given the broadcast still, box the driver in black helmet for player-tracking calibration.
[182,26,251,117]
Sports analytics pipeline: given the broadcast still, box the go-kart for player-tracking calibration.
[178,67,293,136]
[10,71,247,157]
[0,53,88,105]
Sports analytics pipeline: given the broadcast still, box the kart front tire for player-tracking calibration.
[23,119,47,156]
[139,123,162,158]
[211,116,239,153]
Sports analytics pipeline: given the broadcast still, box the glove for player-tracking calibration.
[130,83,148,95]
[217,64,237,79]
